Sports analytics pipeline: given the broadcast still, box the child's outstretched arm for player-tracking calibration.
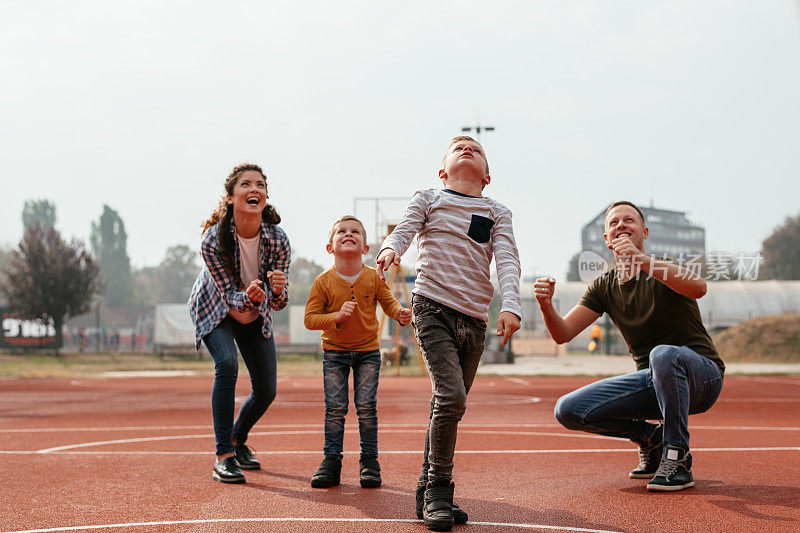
[492,209,522,347]
[376,191,429,281]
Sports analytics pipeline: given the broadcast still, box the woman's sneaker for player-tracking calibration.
[646,446,694,491]
[234,443,261,470]
[212,456,245,484]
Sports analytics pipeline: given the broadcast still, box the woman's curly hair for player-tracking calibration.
[201,163,281,288]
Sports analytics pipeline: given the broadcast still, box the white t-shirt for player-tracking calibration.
[228,233,261,324]
[336,267,362,285]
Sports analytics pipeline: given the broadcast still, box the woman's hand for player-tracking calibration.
[267,270,286,295]
[246,280,267,303]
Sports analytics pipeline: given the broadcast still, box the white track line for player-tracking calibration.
[3,447,799,456]
[33,429,619,453]
[0,517,624,533]
[736,376,800,385]
[5,423,799,434]
[716,398,800,402]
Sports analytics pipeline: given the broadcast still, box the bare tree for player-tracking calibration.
[0,226,103,351]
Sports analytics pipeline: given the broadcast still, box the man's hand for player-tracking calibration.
[375,249,401,281]
[334,301,357,324]
[397,307,412,326]
[496,311,520,348]
[608,237,646,262]
[267,270,286,295]
[246,280,267,303]
[533,277,556,308]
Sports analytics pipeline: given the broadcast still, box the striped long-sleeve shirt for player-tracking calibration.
[380,188,521,321]
[188,219,291,349]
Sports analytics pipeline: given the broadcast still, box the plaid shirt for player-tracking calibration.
[189,218,291,349]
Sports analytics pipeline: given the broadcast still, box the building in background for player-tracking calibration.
[581,204,706,260]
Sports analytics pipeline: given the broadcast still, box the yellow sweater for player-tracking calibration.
[304,265,402,351]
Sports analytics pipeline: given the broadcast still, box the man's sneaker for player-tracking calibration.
[416,483,468,524]
[212,456,245,484]
[630,423,663,479]
[646,446,694,491]
[234,443,261,470]
[310,457,341,488]
[359,457,382,488]
[422,480,455,532]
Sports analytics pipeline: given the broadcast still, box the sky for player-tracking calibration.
[2,1,799,282]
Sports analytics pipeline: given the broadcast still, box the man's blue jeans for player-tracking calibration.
[322,349,381,459]
[411,294,487,484]
[202,316,277,456]
[554,345,723,451]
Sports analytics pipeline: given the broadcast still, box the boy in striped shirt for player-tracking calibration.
[376,136,522,531]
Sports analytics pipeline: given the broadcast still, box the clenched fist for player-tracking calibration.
[335,301,357,324]
[267,270,286,295]
[246,279,266,303]
[397,307,412,326]
[533,277,556,308]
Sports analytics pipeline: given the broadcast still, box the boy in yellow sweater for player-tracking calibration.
[305,215,412,488]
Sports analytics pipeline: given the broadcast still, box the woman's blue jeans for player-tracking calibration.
[202,316,277,456]
[554,345,723,451]
[322,349,381,459]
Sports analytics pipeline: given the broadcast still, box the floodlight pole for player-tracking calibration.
[353,196,410,244]
[461,123,495,143]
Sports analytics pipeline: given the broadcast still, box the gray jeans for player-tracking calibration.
[412,294,487,484]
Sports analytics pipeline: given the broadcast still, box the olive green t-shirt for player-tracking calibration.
[579,269,724,375]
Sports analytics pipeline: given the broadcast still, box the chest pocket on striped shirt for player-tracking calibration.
[467,214,495,244]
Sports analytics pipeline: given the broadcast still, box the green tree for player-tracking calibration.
[566,252,581,281]
[0,226,102,350]
[154,245,200,303]
[91,205,135,306]
[762,213,800,280]
[288,257,324,305]
[22,199,57,232]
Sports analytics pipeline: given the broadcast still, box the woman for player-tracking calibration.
[189,163,290,484]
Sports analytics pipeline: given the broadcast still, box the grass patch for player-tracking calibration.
[714,314,800,363]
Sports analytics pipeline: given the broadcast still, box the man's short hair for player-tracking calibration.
[328,215,367,244]
[441,135,489,174]
[605,201,646,225]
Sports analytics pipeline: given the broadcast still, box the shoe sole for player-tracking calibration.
[629,472,657,479]
[360,478,381,488]
[238,464,260,470]
[646,481,695,491]
[310,479,340,488]
[423,517,454,532]
[212,472,245,484]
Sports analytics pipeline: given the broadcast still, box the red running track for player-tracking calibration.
[0,374,799,532]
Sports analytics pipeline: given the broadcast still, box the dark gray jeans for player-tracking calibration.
[412,294,487,484]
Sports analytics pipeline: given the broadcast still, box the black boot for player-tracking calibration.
[422,480,455,532]
[310,457,341,488]
[359,457,381,488]
[416,483,467,524]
